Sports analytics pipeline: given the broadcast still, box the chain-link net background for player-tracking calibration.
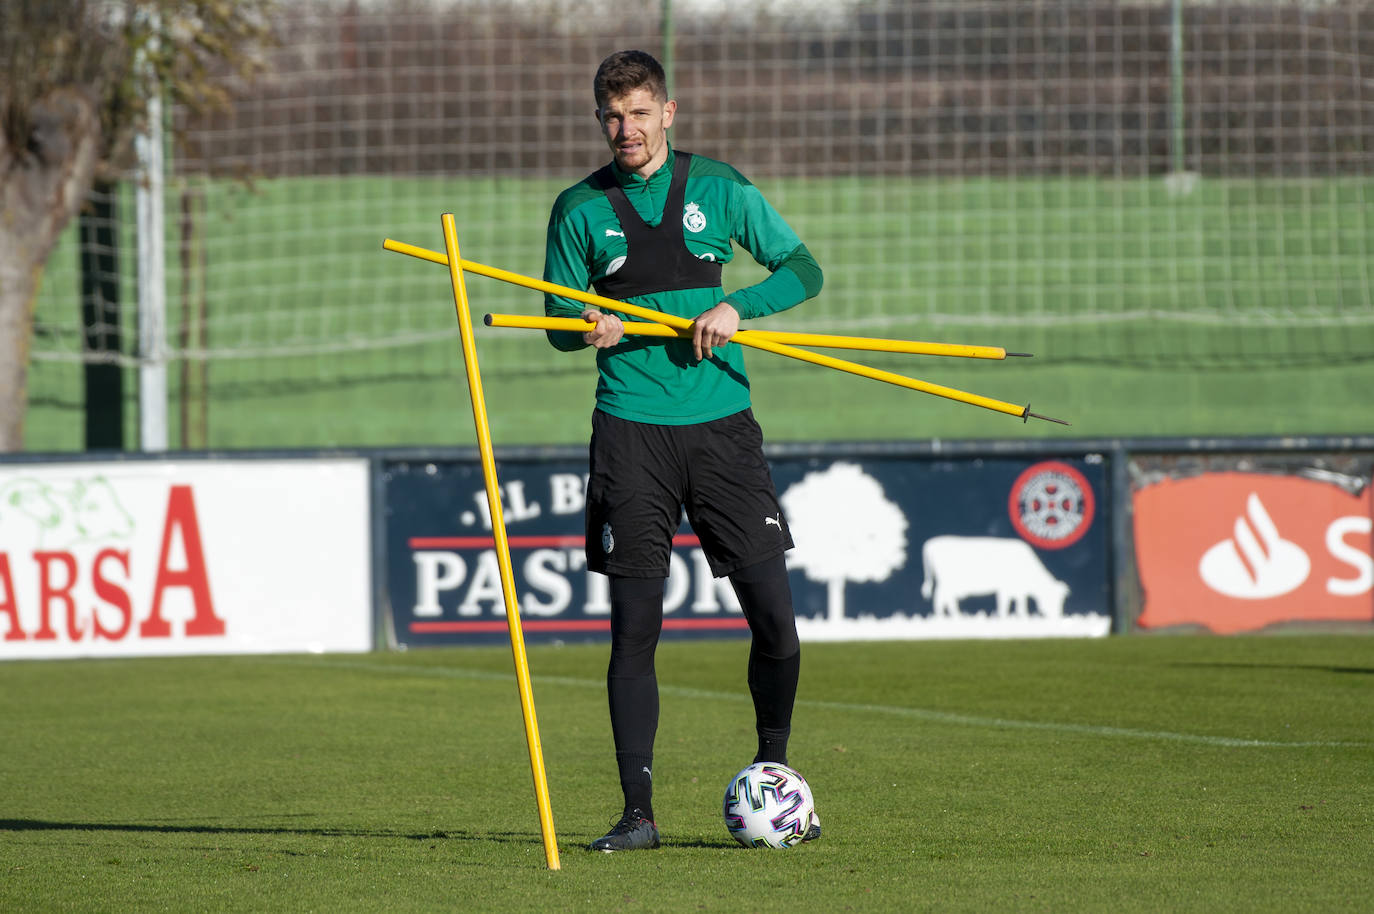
[28,0,1374,449]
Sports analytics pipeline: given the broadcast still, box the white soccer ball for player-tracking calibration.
[722,761,816,848]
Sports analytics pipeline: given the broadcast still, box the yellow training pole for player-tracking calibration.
[484,313,1015,360]
[438,215,561,870]
[492,311,1033,419]
[384,239,1066,424]
[486,313,683,339]
[748,329,1016,359]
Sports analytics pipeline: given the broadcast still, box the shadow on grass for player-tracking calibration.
[665,837,741,850]
[1170,661,1374,676]
[0,818,747,854]
[0,818,538,844]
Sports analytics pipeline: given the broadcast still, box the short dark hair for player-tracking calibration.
[593,50,667,108]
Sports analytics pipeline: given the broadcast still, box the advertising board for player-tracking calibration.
[383,453,1112,646]
[0,460,373,658]
[1132,458,1374,633]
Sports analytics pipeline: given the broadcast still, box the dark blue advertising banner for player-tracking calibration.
[382,454,1111,647]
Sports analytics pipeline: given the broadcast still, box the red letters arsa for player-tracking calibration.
[0,485,225,643]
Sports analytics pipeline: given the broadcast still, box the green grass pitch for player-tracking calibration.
[2,635,1370,912]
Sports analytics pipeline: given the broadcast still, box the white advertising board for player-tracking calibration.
[0,459,372,659]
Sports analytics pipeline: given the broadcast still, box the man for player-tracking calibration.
[543,49,823,853]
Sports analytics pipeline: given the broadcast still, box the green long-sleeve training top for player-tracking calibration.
[543,148,823,425]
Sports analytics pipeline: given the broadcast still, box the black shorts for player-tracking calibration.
[585,408,793,579]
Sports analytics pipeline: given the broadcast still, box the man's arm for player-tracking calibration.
[720,182,824,321]
[542,202,597,351]
[691,180,823,360]
[723,242,823,320]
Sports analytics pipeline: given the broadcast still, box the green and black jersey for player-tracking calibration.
[543,148,823,425]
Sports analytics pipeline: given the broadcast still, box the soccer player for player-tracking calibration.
[542,49,824,852]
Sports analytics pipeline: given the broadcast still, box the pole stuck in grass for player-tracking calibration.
[436,215,561,871]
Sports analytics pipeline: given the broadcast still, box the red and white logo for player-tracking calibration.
[1199,493,1310,599]
[1008,461,1094,549]
[1134,472,1373,633]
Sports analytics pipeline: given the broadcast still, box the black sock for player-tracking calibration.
[749,649,800,764]
[616,752,654,821]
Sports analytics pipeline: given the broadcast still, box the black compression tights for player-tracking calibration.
[606,554,801,818]
[730,554,801,765]
[606,574,664,819]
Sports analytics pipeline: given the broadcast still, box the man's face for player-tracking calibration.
[597,87,676,178]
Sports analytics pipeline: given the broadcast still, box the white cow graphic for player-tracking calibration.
[921,536,1069,619]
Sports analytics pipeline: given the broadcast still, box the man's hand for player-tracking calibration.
[581,309,625,348]
[691,302,740,361]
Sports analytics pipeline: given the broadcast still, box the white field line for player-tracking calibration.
[278,658,1369,750]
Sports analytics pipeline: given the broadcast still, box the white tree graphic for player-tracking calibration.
[780,462,908,622]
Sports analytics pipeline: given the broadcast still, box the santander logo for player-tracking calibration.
[1198,493,1310,599]
[1133,472,1373,634]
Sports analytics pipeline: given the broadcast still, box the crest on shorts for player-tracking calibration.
[683,202,707,233]
[601,522,615,554]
